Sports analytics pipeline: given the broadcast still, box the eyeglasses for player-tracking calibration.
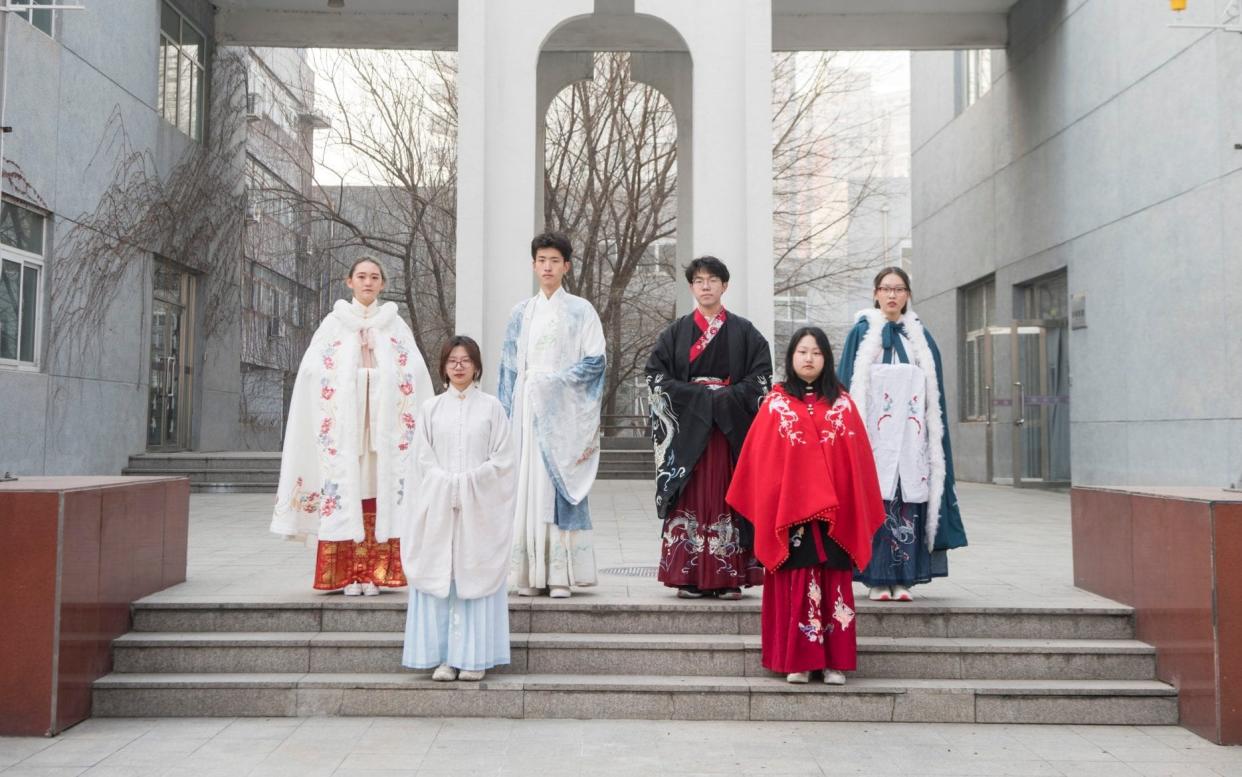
[447,359,473,368]
[691,277,722,288]
[877,286,909,296]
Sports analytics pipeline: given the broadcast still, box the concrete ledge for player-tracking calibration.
[91,672,1178,723]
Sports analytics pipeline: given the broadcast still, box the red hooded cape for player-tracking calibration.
[726,384,885,572]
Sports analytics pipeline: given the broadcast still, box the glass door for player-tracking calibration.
[147,262,194,451]
[1009,321,1070,487]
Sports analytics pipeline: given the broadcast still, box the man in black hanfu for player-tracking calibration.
[645,256,773,599]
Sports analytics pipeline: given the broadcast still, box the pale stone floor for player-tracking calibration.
[4,483,1241,776]
[148,481,1115,607]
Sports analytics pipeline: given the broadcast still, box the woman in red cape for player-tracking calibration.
[727,326,885,684]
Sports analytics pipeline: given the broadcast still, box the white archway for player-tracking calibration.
[454,0,773,389]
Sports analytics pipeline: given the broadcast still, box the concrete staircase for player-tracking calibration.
[126,440,655,493]
[92,598,1177,723]
[124,452,281,493]
[597,437,655,481]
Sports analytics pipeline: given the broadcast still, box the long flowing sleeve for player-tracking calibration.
[645,321,713,519]
[526,299,606,507]
[713,319,772,455]
[400,392,517,600]
[453,397,517,598]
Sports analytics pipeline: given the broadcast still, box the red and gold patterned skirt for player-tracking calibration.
[313,498,407,590]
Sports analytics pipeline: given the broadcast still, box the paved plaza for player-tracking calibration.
[151,481,1107,607]
[3,482,1240,775]
[2,716,1240,776]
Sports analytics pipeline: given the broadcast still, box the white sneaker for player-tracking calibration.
[458,669,485,682]
[892,585,913,602]
[786,672,810,684]
[823,670,846,685]
[516,587,543,597]
[868,586,891,601]
[548,586,571,599]
[361,582,380,596]
[431,664,458,682]
[343,582,363,596]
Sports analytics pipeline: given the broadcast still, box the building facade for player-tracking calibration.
[910,0,1241,488]
[0,2,326,474]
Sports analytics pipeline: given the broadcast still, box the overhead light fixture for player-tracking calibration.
[327,0,344,8]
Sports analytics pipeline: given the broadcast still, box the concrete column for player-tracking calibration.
[455,0,594,390]
[635,0,774,345]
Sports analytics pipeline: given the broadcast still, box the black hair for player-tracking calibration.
[872,266,912,314]
[438,335,483,384]
[784,326,841,403]
[683,256,730,284]
[530,232,573,263]
[347,255,386,282]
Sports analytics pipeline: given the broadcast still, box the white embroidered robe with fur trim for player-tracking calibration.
[271,299,434,543]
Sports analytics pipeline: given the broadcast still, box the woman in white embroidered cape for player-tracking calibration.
[836,267,968,602]
[402,335,515,681]
[271,257,435,595]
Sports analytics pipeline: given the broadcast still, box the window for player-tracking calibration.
[0,200,46,367]
[158,1,206,141]
[960,278,995,421]
[955,49,993,114]
[12,0,55,37]
[774,294,808,323]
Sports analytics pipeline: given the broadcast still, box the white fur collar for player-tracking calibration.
[332,298,398,332]
[848,306,946,550]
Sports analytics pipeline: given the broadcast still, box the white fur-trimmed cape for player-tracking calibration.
[846,307,946,550]
[271,299,435,544]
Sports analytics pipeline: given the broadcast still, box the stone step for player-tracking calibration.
[110,632,1157,681]
[596,471,655,481]
[91,672,1178,724]
[126,453,281,471]
[131,600,1136,640]
[122,468,281,483]
[600,437,652,450]
[192,483,278,494]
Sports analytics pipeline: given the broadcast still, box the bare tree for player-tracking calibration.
[771,51,902,297]
[543,53,679,419]
[248,49,458,360]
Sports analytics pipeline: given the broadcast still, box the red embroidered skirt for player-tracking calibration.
[658,429,764,592]
[313,498,407,590]
[761,565,857,673]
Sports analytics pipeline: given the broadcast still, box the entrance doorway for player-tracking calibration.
[1009,272,1070,486]
[147,260,195,451]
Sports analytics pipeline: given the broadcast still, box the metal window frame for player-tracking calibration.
[0,215,45,370]
[157,0,207,141]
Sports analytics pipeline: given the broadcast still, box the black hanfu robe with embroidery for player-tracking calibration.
[645,310,772,592]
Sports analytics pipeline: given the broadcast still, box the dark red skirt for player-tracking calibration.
[313,498,407,590]
[658,429,764,592]
[761,565,857,673]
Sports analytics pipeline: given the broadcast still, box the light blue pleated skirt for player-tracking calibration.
[401,582,511,671]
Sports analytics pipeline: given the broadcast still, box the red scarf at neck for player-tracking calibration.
[689,308,727,363]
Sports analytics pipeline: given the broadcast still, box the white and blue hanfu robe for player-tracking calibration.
[499,286,606,591]
[401,384,515,671]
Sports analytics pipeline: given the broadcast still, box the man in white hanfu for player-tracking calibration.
[499,232,606,599]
